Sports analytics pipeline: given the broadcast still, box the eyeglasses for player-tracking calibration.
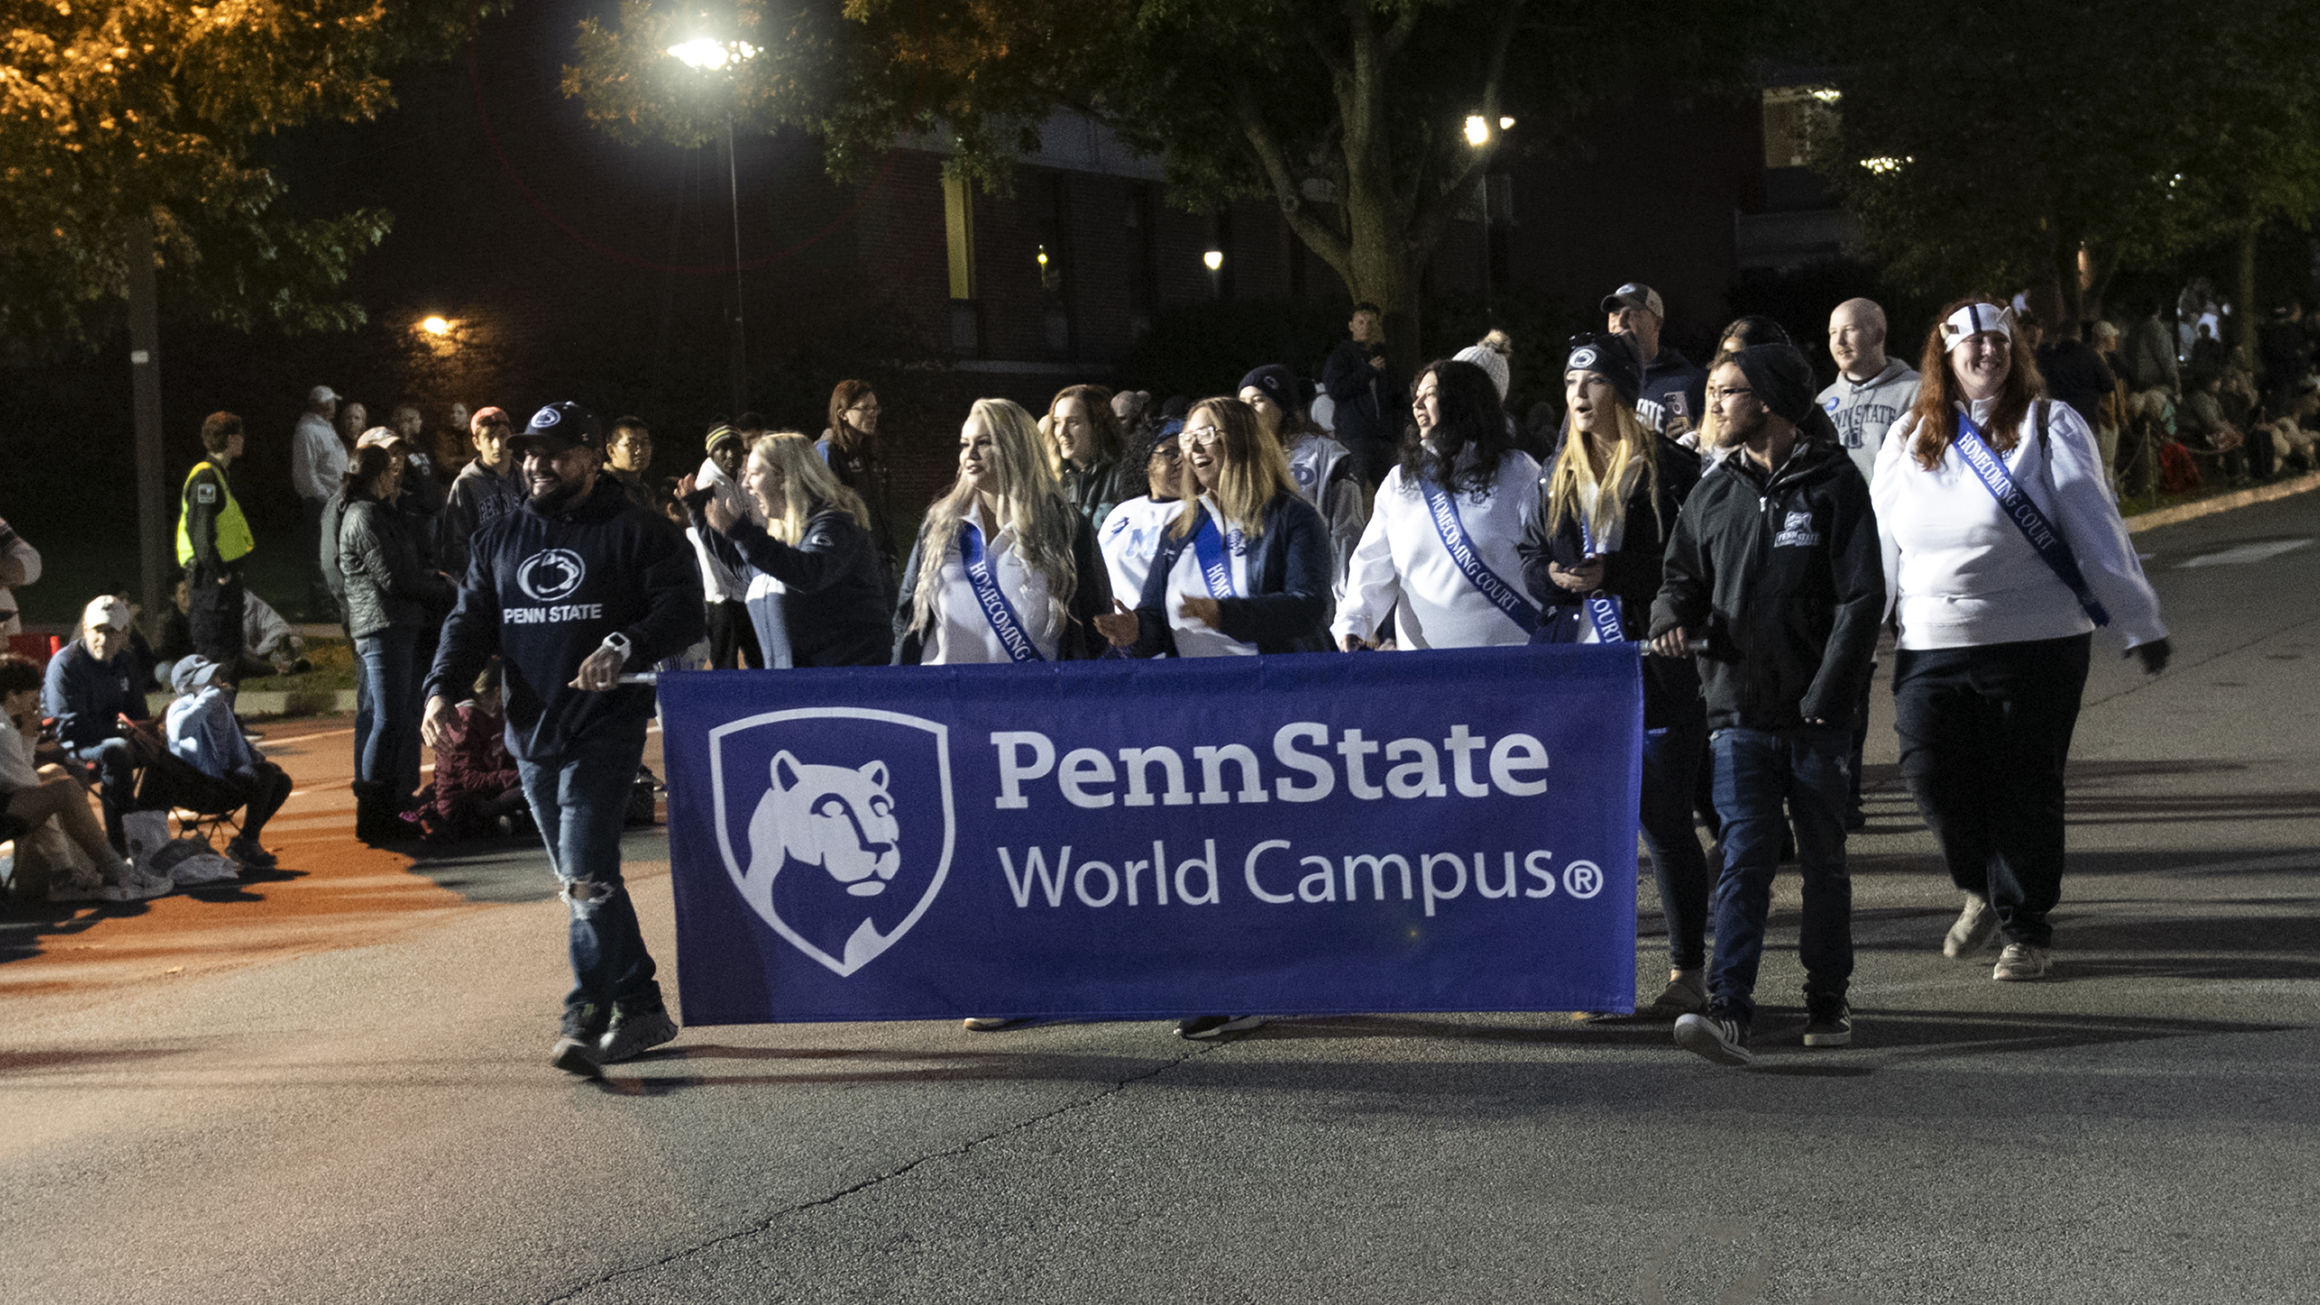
[1709,386,1755,402]
[847,404,881,418]
[1150,446,1183,461]
[1182,426,1224,447]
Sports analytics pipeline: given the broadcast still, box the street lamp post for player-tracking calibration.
[669,36,761,418]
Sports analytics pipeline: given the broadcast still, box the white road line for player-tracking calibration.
[2175,538,2313,568]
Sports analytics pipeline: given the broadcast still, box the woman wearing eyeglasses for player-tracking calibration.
[1093,397,1331,661]
[1093,397,1328,1040]
[893,398,1112,665]
[1334,357,1540,650]
[820,379,898,593]
[1873,297,2170,982]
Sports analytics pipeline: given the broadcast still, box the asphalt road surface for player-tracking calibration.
[6,491,2317,1304]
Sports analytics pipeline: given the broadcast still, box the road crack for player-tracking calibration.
[542,1039,1227,1301]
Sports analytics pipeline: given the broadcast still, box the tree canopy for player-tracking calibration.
[564,0,1741,353]
[0,0,476,357]
[1805,0,2320,321]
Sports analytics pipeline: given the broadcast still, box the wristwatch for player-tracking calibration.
[599,631,633,666]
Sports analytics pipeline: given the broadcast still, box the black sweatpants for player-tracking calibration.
[705,599,762,670]
[188,563,246,672]
[1893,633,2092,949]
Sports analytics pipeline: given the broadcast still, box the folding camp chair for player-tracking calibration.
[131,746,248,849]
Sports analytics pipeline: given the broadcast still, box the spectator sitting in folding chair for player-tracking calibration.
[161,656,289,870]
[1,654,167,901]
[42,596,151,854]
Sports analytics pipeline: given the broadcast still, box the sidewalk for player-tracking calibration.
[0,717,669,1008]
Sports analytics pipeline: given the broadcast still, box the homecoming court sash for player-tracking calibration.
[1417,477,1539,636]
[956,520,1046,661]
[1189,509,1241,599]
[1952,409,2111,628]
[1575,517,1627,644]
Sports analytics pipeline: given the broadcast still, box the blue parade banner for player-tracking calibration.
[659,644,1642,1024]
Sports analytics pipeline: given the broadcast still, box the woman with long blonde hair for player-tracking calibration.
[1519,331,1710,1019]
[1094,396,1331,660]
[895,398,1111,664]
[677,432,890,667]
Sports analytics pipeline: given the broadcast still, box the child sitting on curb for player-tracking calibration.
[0,654,168,901]
[414,659,528,843]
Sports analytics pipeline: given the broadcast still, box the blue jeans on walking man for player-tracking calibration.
[516,720,663,1034]
[1706,725,1854,1026]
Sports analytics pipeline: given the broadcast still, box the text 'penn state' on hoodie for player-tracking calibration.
[426,475,704,761]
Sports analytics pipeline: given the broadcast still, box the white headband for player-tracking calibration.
[1940,302,2014,351]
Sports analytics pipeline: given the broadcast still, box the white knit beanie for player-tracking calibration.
[1453,344,1510,400]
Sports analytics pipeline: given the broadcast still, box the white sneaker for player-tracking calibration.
[1992,942,2051,981]
[105,867,174,902]
[1943,893,1997,958]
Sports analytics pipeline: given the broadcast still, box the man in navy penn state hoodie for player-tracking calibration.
[424,402,705,1076]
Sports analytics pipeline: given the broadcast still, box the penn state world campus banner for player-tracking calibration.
[659,644,1642,1024]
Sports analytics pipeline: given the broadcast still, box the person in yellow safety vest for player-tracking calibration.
[176,411,256,676]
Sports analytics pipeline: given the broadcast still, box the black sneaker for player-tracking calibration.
[1673,1012,1754,1066]
[1175,1015,1266,1040]
[552,1005,607,1076]
[599,1002,680,1064]
[1802,1000,1852,1048]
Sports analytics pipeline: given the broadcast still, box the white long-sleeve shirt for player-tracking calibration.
[921,515,1062,664]
[290,412,346,502]
[1333,451,1540,649]
[1874,398,2165,652]
[1096,495,1181,610]
[690,457,760,602]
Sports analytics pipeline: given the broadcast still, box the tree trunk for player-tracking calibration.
[2237,221,2260,362]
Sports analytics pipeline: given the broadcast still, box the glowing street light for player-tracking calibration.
[1498,116,1515,130]
[1202,249,1225,272]
[667,37,759,70]
[420,315,451,336]
[1465,115,1490,147]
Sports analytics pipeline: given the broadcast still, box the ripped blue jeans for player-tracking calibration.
[516,723,661,1025]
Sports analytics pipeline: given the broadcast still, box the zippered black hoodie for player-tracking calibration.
[1649,438,1884,731]
[425,475,705,761]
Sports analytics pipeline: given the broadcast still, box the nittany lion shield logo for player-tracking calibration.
[708,708,955,977]
[517,548,587,602]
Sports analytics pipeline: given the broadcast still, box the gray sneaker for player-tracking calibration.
[1943,893,1997,958]
[551,1005,607,1076]
[1992,942,2051,982]
[598,1006,680,1064]
[1802,1000,1852,1048]
[1673,1013,1754,1066]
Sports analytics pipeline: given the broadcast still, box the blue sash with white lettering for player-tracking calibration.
[1417,477,1538,635]
[1189,511,1240,599]
[956,521,1046,662]
[1952,412,2110,628]
[1575,517,1627,644]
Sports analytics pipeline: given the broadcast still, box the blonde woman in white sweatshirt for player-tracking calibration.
[1872,296,2170,983]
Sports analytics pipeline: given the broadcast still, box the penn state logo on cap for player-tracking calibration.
[711,708,956,977]
[515,401,604,452]
[1568,346,1600,371]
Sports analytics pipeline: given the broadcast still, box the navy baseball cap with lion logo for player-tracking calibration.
[513,401,604,455]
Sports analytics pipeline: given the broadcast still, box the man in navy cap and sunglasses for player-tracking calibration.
[423,402,706,1076]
